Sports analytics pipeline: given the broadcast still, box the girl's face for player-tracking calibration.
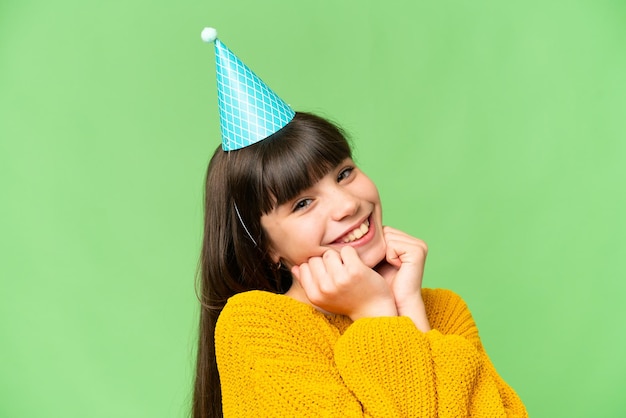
[261,158,386,269]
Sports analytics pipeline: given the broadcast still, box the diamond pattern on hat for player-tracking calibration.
[214,39,295,151]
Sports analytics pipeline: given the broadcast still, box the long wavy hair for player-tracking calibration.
[193,112,352,418]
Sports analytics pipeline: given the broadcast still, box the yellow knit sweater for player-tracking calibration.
[215,288,527,417]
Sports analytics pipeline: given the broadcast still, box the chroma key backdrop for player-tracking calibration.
[1,0,625,417]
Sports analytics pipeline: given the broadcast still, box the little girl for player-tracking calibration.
[193,28,527,418]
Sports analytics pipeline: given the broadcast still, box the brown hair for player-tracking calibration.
[192,112,352,418]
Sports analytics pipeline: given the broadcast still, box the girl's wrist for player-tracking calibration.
[350,299,398,321]
[395,296,431,332]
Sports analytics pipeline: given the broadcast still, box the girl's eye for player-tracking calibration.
[293,198,313,212]
[337,167,354,182]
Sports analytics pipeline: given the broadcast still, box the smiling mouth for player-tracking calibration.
[339,218,370,243]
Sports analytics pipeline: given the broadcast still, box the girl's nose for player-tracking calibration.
[330,188,359,221]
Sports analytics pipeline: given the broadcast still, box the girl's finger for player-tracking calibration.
[295,262,311,287]
[307,256,327,277]
[385,239,427,267]
[339,246,365,270]
[383,228,428,254]
[291,265,301,281]
[384,242,403,268]
[321,249,344,277]
[296,261,326,304]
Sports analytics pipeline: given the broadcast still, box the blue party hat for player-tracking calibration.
[201,27,295,151]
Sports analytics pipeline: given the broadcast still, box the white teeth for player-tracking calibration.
[342,219,370,243]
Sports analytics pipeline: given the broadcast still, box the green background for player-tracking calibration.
[1,0,625,416]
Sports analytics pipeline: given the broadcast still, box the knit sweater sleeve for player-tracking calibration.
[214,289,527,418]
[215,291,367,417]
[334,288,527,417]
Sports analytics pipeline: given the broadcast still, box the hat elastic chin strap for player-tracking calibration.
[233,202,257,246]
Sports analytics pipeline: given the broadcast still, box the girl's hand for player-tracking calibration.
[375,226,431,331]
[291,246,397,321]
